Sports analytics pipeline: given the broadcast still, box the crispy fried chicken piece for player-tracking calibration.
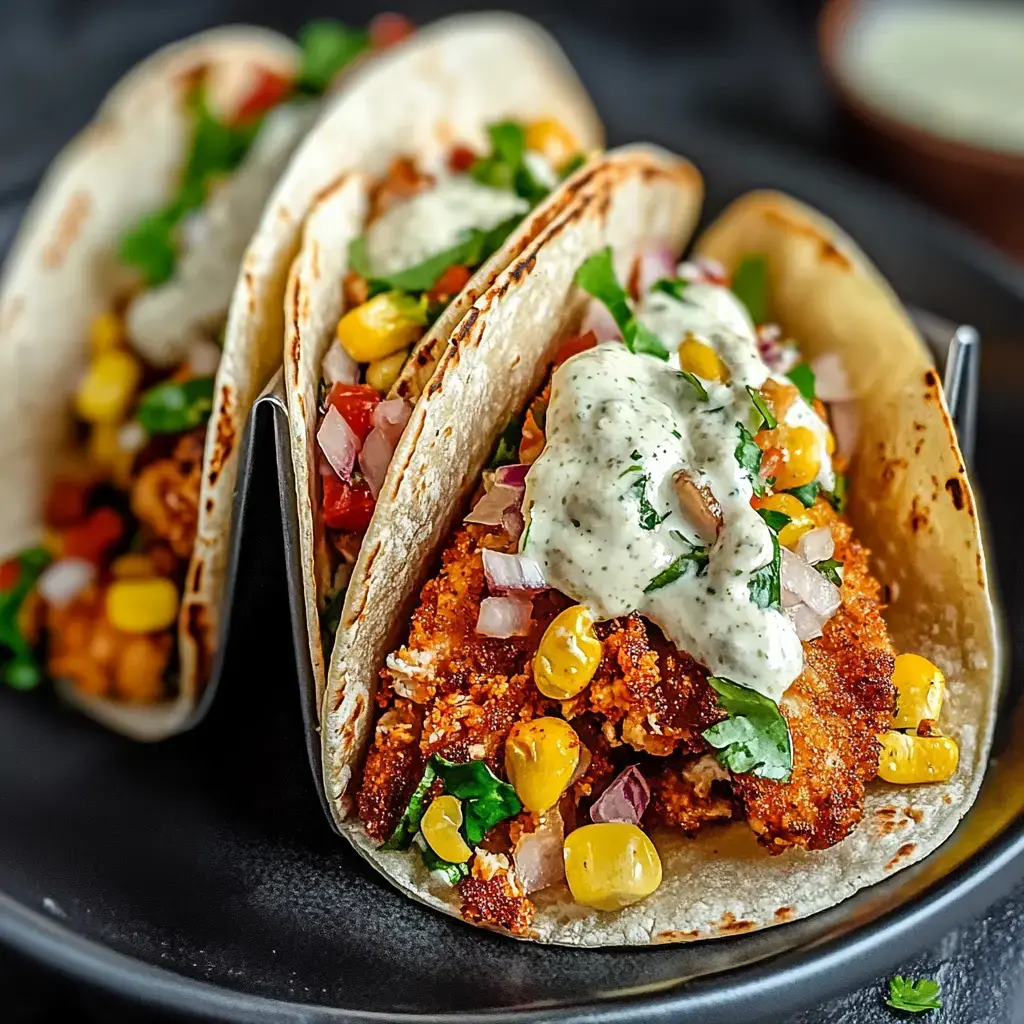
[369,157,434,220]
[458,851,535,936]
[732,520,896,851]
[646,754,739,832]
[130,429,204,559]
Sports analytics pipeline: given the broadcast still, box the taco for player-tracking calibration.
[0,18,413,737]
[281,18,603,708]
[319,154,999,944]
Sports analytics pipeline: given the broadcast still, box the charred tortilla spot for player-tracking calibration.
[205,497,214,514]
[908,495,929,534]
[427,349,460,398]
[762,208,851,270]
[945,477,965,510]
[655,929,702,942]
[774,906,796,922]
[244,270,256,314]
[906,806,924,823]
[820,240,851,270]
[715,912,755,934]
[885,842,916,871]
[42,191,91,269]
[191,559,204,594]
[206,386,235,487]
[449,307,480,350]
[186,601,214,692]
[923,369,938,390]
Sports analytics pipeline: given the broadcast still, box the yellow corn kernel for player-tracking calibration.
[752,492,815,549]
[336,293,426,364]
[678,336,727,382]
[505,717,580,814]
[525,118,577,169]
[770,424,820,491]
[88,424,135,488]
[75,350,142,424]
[825,428,836,455]
[534,604,603,700]
[891,653,945,730]
[421,794,472,864]
[563,822,662,911]
[877,730,959,784]
[105,578,178,634]
[365,348,410,394]
[110,553,155,579]
[42,529,63,558]
[89,312,124,355]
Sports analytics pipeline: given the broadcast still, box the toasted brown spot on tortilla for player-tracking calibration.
[205,498,214,514]
[945,477,965,510]
[185,601,213,691]
[714,912,755,934]
[762,208,851,272]
[876,806,898,818]
[906,806,924,823]
[885,842,916,871]
[191,559,204,594]
[943,794,952,804]
[820,240,852,270]
[655,929,702,943]
[908,495,929,534]
[923,369,938,390]
[774,906,796,922]
[880,456,908,488]
[41,192,91,269]
[914,438,925,456]
[427,349,461,399]
[206,386,235,487]
[348,541,382,622]
[244,270,256,314]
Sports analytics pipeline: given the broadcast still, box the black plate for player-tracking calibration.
[2,101,1024,1024]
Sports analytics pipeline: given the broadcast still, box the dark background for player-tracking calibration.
[1,1,1023,1022]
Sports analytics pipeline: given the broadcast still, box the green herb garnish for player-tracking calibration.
[489,416,523,468]
[746,385,777,430]
[319,586,347,661]
[644,540,709,592]
[625,475,669,531]
[574,248,669,360]
[0,547,51,691]
[756,508,792,533]
[747,532,781,610]
[470,121,549,203]
[886,976,942,1014]
[380,759,438,851]
[734,422,769,498]
[786,482,820,507]
[826,474,848,513]
[703,677,792,781]
[296,21,371,95]
[559,153,587,180]
[681,371,709,402]
[786,362,816,403]
[432,756,522,845]
[652,278,689,302]
[730,253,769,324]
[815,558,844,587]
[420,843,470,885]
[137,376,216,435]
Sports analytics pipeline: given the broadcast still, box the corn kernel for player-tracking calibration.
[678,337,727,382]
[337,293,426,364]
[75,350,142,424]
[752,492,815,549]
[534,605,603,700]
[759,424,820,491]
[365,348,410,393]
[891,653,945,730]
[525,118,577,169]
[563,823,662,911]
[505,717,580,814]
[89,312,124,355]
[421,794,472,864]
[106,578,178,634]
[877,730,959,784]
[110,553,155,579]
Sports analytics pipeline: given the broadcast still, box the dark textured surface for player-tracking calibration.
[1,1,1023,1022]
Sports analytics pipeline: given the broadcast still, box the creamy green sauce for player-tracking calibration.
[365,176,529,278]
[523,283,835,702]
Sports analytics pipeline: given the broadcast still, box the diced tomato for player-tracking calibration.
[369,13,416,50]
[448,144,478,173]
[44,477,92,529]
[326,383,381,442]
[62,507,124,564]
[322,476,376,533]
[553,331,598,368]
[428,264,471,303]
[0,558,19,591]
[233,67,293,124]
[758,447,785,482]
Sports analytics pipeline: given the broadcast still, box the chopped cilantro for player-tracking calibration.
[886,976,942,1014]
[734,422,769,498]
[826,474,848,513]
[489,416,523,468]
[756,508,792,533]
[681,371,709,402]
[746,385,777,430]
[815,558,843,587]
[420,843,470,885]
[0,547,51,690]
[702,676,792,781]
[470,121,549,203]
[119,209,180,287]
[644,540,709,592]
[747,531,781,610]
[574,248,669,360]
[630,449,642,461]
[786,481,820,507]
[625,475,669,531]
[786,362,816,403]
[380,759,437,850]
[651,278,689,301]
[559,152,587,179]
[520,520,532,551]
[730,253,769,324]
[319,586,347,660]
[137,376,216,435]
[432,756,522,845]
[619,466,643,478]
[296,21,370,95]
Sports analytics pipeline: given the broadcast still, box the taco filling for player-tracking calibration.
[314,119,585,649]
[354,248,959,934]
[0,18,414,700]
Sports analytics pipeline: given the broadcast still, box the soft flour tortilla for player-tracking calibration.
[0,27,301,738]
[280,14,604,708]
[320,176,1000,945]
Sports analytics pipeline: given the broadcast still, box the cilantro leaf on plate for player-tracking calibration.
[886,976,942,1014]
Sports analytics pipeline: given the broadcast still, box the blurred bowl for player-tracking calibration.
[819,0,1024,261]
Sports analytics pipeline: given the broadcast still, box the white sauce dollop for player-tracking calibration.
[523,282,835,702]
[365,176,529,279]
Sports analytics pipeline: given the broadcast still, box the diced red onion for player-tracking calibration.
[37,558,95,609]
[317,405,360,482]
[757,324,798,373]
[323,339,359,386]
[117,421,146,454]
[513,807,565,894]
[494,463,529,488]
[811,352,854,402]
[796,526,835,565]
[358,430,392,499]
[636,244,677,296]
[481,549,548,593]
[829,400,860,459]
[678,256,727,286]
[186,337,221,377]
[787,602,828,641]
[501,506,525,541]
[590,765,650,825]
[476,594,533,638]
[780,547,841,618]
[372,398,412,445]
[580,299,621,342]
[319,456,338,479]
[465,483,523,527]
